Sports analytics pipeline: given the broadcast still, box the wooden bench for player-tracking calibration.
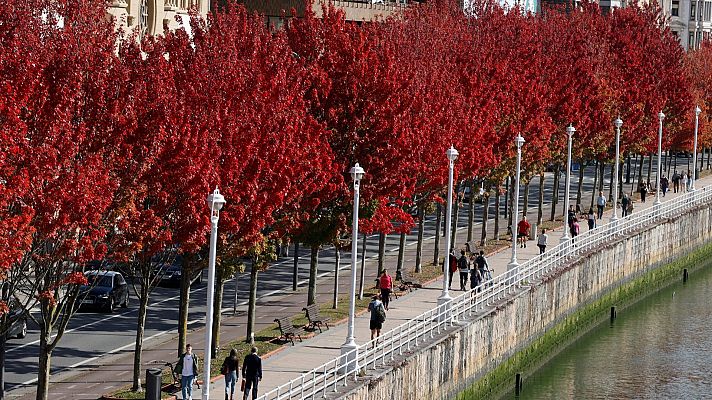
[274,316,305,345]
[302,304,330,333]
[398,269,422,292]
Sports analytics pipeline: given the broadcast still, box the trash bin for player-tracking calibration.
[145,368,162,400]
[530,223,537,242]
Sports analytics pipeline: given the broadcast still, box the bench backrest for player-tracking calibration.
[275,317,295,331]
[304,304,320,319]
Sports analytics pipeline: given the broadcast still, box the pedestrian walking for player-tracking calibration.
[378,269,393,310]
[368,295,386,343]
[596,191,606,219]
[469,253,482,292]
[571,218,580,242]
[621,194,630,217]
[221,349,239,400]
[517,216,530,248]
[682,172,688,192]
[672,171,680,193]
[537,229,548,254]
[639,181,648,203]
[174,344,199,400]
[475,250,492,282]
[567,205,576,230]
[242,347,262,400]
[587,208,595,230]
[447,249,458,289]
[661,176,669,197]
[458,250,470,291]
[687,170,693,191]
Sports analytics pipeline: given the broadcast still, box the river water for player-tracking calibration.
[499,263,712,400]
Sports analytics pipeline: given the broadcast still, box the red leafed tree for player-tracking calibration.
[686,42,712,151]
[0,1,127,399]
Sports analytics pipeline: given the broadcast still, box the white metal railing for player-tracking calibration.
[258,185,712,400]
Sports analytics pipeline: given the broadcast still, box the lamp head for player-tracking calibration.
[350,163,365,182]
[514,133,525,148]
[696,106,702,116]
[207,187,226,211]
[658,111,665,121]
[566,124,576,136]
[614,117,623,129]
[446,145,459,162]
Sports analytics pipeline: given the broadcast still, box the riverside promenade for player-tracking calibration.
[194,177,710,399]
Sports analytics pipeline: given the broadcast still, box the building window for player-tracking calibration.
[690,32,695,49]
[672,0,679,16]
[705,1,711,21]
[139,0,149,37]
[691,3,696,20]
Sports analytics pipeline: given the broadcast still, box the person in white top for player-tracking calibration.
[537,229,548,255]
[174,344,199,400]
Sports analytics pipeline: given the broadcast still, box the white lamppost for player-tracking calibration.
[508,134,525,270]
[340,163,364,372]
[437,146,459,315]
[692,106,701,191]
[203,187,226,400]
[655,111,665,206]
[611,117,623,223]
[561,125,575,244]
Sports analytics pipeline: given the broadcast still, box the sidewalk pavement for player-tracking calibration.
[190,176,711,399]
[9,171,698,400]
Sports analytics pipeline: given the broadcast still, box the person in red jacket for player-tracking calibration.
[379,269,393,310]
[517,216,531,248]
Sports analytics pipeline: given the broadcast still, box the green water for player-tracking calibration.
[499,264,712,400]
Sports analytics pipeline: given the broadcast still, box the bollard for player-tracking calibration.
[145,368,162,400]
[610,306,617,321]
[515,373,523,395]
[683,268,689,283]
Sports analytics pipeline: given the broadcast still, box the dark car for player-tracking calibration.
[78,271,129,313]
[6,300,27,339]
[152,255,202,287]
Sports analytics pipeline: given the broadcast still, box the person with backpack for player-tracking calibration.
[174,343,199,400]
[469,253,482,292]
[672,171,680,193]
[457,250,470,291]
[368,294,386,343]
[378,269,393,310]
[242,346,262,400]
[221,349,239,400]
[475,251,491,283]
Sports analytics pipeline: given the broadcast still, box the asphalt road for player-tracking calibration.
[6,154,690,393]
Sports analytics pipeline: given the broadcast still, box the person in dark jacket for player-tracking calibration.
[222,348,239,400]
[242,346,262,400]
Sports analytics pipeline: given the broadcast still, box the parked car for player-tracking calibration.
[152,255,202,287]
[78,271,129,313]
[6,300,27,339]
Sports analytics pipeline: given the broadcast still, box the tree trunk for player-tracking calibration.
[246,263,258,343]
[0,334,5,400]
[646,153,653,184]
[480,192,490,247]
[467,181,475,243]
[674,151,678,172]
[633,154,642,193]
[211,269,225,358]
[608,163,615,201]
[590,160,599,209]
[358,233,366,299]
[550,165,560,221]
[178,269,191,355]
[537,172,545,225]
[332,248,340,309]
[36,333,52,400]
[522,180,530,216]
[377,233,386,276]
[494,186,501,238]
[576,162,585,208]
[668,150,674,177]
[292,242,299,291]
[507,176,514,230]
[626,154,632,183]
[433,202,442,265]
[396,231,406,280]
[504,178,510,221]
[307,245,318,306]
[706,147,711,169]
[415,205,425,273]
[598,161,605,194]
[450,195,461,251]
[132,282,150,392]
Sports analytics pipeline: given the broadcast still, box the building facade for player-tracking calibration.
[661,0,712,50]
[106,0,209,37]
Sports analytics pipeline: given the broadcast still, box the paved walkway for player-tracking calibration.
[191,177,711,399]
[7,169,701,400]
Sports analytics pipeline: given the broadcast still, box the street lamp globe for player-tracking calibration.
[696,106,702,116]
[350,163,365,182]
[658,111,666,121]
[446,145,459,162]
[515,133,525,148]
[614,117,623,129]
[207,188,226,213]
[566,124,576,136]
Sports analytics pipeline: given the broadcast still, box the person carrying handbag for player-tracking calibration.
[221,349,239,400]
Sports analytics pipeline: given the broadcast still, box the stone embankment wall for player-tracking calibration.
[342,205,712,400]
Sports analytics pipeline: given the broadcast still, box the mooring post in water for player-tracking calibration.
[610,306,617,321]
[683,268,689,283]
[515,373,523,395]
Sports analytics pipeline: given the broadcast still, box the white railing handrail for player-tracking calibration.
[258,186,712,400]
